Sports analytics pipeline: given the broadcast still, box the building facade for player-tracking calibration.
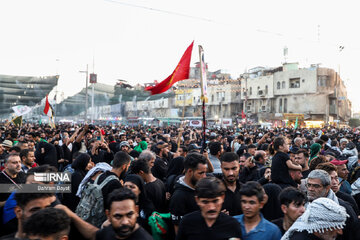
[240,63,351,127]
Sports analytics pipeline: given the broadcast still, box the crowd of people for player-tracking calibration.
[1,123,360,239]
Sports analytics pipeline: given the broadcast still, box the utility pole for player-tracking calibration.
[54,59,59,123]
[241,71,249,129]
[91,55,96,123]
[79,65,89,123]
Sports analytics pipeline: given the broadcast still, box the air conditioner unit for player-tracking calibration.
[258,90,265,97]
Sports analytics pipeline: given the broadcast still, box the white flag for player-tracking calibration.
[12,105,32,116]
[199,45,208,97]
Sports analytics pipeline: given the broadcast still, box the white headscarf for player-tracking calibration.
[76,162,112,197]
[281,198,348,240]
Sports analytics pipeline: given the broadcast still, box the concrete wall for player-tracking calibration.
[241,75,274,100]
[274,94,328,115]
[273,68,317,95]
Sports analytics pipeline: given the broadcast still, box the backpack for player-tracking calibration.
[75,173,118,227]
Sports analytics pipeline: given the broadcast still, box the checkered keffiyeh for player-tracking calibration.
[281,197,348,240]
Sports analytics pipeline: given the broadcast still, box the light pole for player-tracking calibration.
[79,64,89,123]
[241,72,249,128]
[54,59,59,123]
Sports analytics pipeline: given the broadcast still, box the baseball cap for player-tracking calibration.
[120,141,130,148]
[330,159,348,166]
[290,147,299,154]
[156,141,169,149]
[188,144,201,152]
[1,140,13,148]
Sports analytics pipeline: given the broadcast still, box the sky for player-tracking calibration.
[1,0,360,111]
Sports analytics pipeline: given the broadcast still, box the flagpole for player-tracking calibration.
[199,45,207,153]
[177,84,187,149]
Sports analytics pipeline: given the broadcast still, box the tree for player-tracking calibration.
[348,118,360,128]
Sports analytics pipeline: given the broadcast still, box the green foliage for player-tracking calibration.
[348,118,360,128]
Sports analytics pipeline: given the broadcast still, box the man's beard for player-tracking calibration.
[113,224,135,238]
[119,170,127,181]
[8,168,20,175]
[190,175,198,186]
[161,151,168,158]
[307,189,328,202]
[225,175,236,183]
[320,231,338,240]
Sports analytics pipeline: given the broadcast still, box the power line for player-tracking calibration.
[104,0,217,23]
[105,0,359,52]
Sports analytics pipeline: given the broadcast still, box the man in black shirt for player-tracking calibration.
[272,187,306,235]
[130,158,166,213]
[0,153,26,205]
[220,152,242,216]
[152,141,170,182]
[98,151,131,210]
[23,208,71,240]
[294,149,311,179]
[176,177,242,240]
[108,135,120,154]
[89,140,114,164]
[96,188,153,240]
[277,168,302,189]
[0,192,57,240]
[169,152,207,233]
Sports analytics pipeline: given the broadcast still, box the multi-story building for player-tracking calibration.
[175,76,241,120]
[240,63,351,127]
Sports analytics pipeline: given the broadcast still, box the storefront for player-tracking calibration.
[304,120,325,128]
[283,113,305,128]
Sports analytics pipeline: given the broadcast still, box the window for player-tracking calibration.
[220,92,225,101]
[211,94,214,102]
[247,101,252,111]
[284,98,287,113]
[265,85,268,94]
[277,82,280,89]
[279,98,283,112]
[318,75,330,87]
[282,81,286,89]
[290,78,300,88]
[250,87,252,95]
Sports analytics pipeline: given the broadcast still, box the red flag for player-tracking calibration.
[241,110,246,119]
[43,95,53,118]
[145,41,194,95]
